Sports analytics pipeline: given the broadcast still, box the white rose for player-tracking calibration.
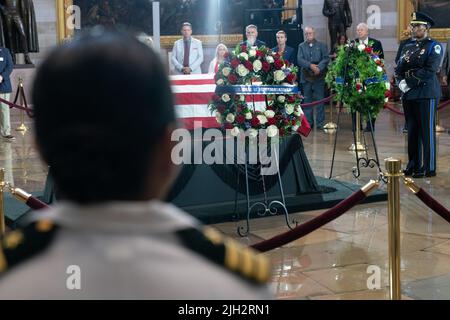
[294,107,303,117]
[222,67,231,77]
[274,70,286,82]
[253,60,262,72]
[377,66,383,73]
[385,82,391,91]
[249,49,257,57]
[237,64,249,77]
[245,112,253,120]
[292,125,300,132]
[358,44,366,52]
[215,112,222,124]
[277,95,286,103]
[226,113,235,123]
[266,56,274,64]
[248,128,258,139]
[385,98,389,103]
[264,110,275,118]
[267,125,279,138]
[216,79,224,85]
[239,52,249,60]
[222,94,231,103]
[257,115,268,125]
[285,104,294,115]
[230,127,241,137]
[240,95,246,102]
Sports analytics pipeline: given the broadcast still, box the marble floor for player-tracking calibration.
[2,104,450,300]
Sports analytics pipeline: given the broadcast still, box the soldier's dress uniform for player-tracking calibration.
[0,201,272,299]
[395,12,443,177]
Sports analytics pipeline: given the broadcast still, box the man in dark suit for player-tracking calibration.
[353,22,384,132]
[240,24,266,48]
[0,46,14,141]
[272,30,295,65]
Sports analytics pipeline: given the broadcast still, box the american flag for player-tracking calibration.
[170,74,266,130]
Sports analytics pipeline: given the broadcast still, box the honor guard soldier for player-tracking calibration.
[395,12,443,178]
[0,29,272,299]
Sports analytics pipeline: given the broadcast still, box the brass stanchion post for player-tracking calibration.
[349,111,367,151]
[436,110,445,133]
[0,168,5,238]
[15,79,28,133]
[324,101,338,131]
[385,158,402,300]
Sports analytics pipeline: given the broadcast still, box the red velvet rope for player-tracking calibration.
[384,99,450,117]
[0,96,34,116]
[251,189,367,252]
[26,196,50,211]
[301,95,336,108]
[415,189,450,223]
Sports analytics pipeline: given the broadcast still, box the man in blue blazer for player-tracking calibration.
[239,25,266,48]
[171,22,204,75]
[272,30,295,65]
[0,46,14,141]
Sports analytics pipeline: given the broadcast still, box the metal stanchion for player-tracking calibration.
[15,79,28,133]
[385,158,402,300]
[324,101,338,131]
[436,110,446,133]
[0,168,5,238]
[349,111,367,151]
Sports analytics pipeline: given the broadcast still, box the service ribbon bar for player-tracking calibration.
[216,85,299,95]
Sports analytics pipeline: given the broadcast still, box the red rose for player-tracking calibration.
[224,123,233,130]
[385,91,391,98]
[274,59,284,70]
[251,117,260,127]
[256,50,264,58]
[228,74,238,84]
[279,128,285,136]
[273,53,281,60]
[286,73,296,83]
[268,118,277,126]
[231,59,240,69]
[245,61,253,71]
[356,83,362,91]
[241,45,247,52]
[266,105,273,110]
[236,115,246,124]
[212,94,221,102]
[376,60,382,66]
[217,105,226,113]
[365,47,373,54]
[262,61,271,72]
[288,95,296,103]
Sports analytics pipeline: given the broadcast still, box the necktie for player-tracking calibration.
[183,41,190,68]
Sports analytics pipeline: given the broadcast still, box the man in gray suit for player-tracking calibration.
[171,22,204,75]
[297,26,329,129]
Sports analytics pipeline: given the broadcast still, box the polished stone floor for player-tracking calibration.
[2,104,450,300]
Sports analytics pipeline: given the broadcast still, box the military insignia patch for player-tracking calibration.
[435,45,442,55]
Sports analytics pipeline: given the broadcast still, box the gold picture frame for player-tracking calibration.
[398,0,450,41]
[55,0,243,47]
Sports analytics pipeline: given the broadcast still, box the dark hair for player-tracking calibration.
[32,29,175,204]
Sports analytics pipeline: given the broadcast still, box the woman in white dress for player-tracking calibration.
[208,43,228,74]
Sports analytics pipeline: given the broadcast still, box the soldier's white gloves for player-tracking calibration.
[398,80,411,93]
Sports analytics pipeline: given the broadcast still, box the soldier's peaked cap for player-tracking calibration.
[410,11,435,27]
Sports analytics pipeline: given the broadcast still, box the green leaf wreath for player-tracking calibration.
[325,42,391,119]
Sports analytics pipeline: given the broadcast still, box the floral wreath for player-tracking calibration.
[208,44,304,138]
[325,41,391,118]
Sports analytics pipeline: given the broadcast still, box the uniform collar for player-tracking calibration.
[29,200,199,234]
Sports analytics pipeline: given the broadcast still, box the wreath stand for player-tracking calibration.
[229,86,299,237]
[328,45,385,182]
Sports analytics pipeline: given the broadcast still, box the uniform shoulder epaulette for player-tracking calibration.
[176,227,271,285]
[0,220,58,275]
